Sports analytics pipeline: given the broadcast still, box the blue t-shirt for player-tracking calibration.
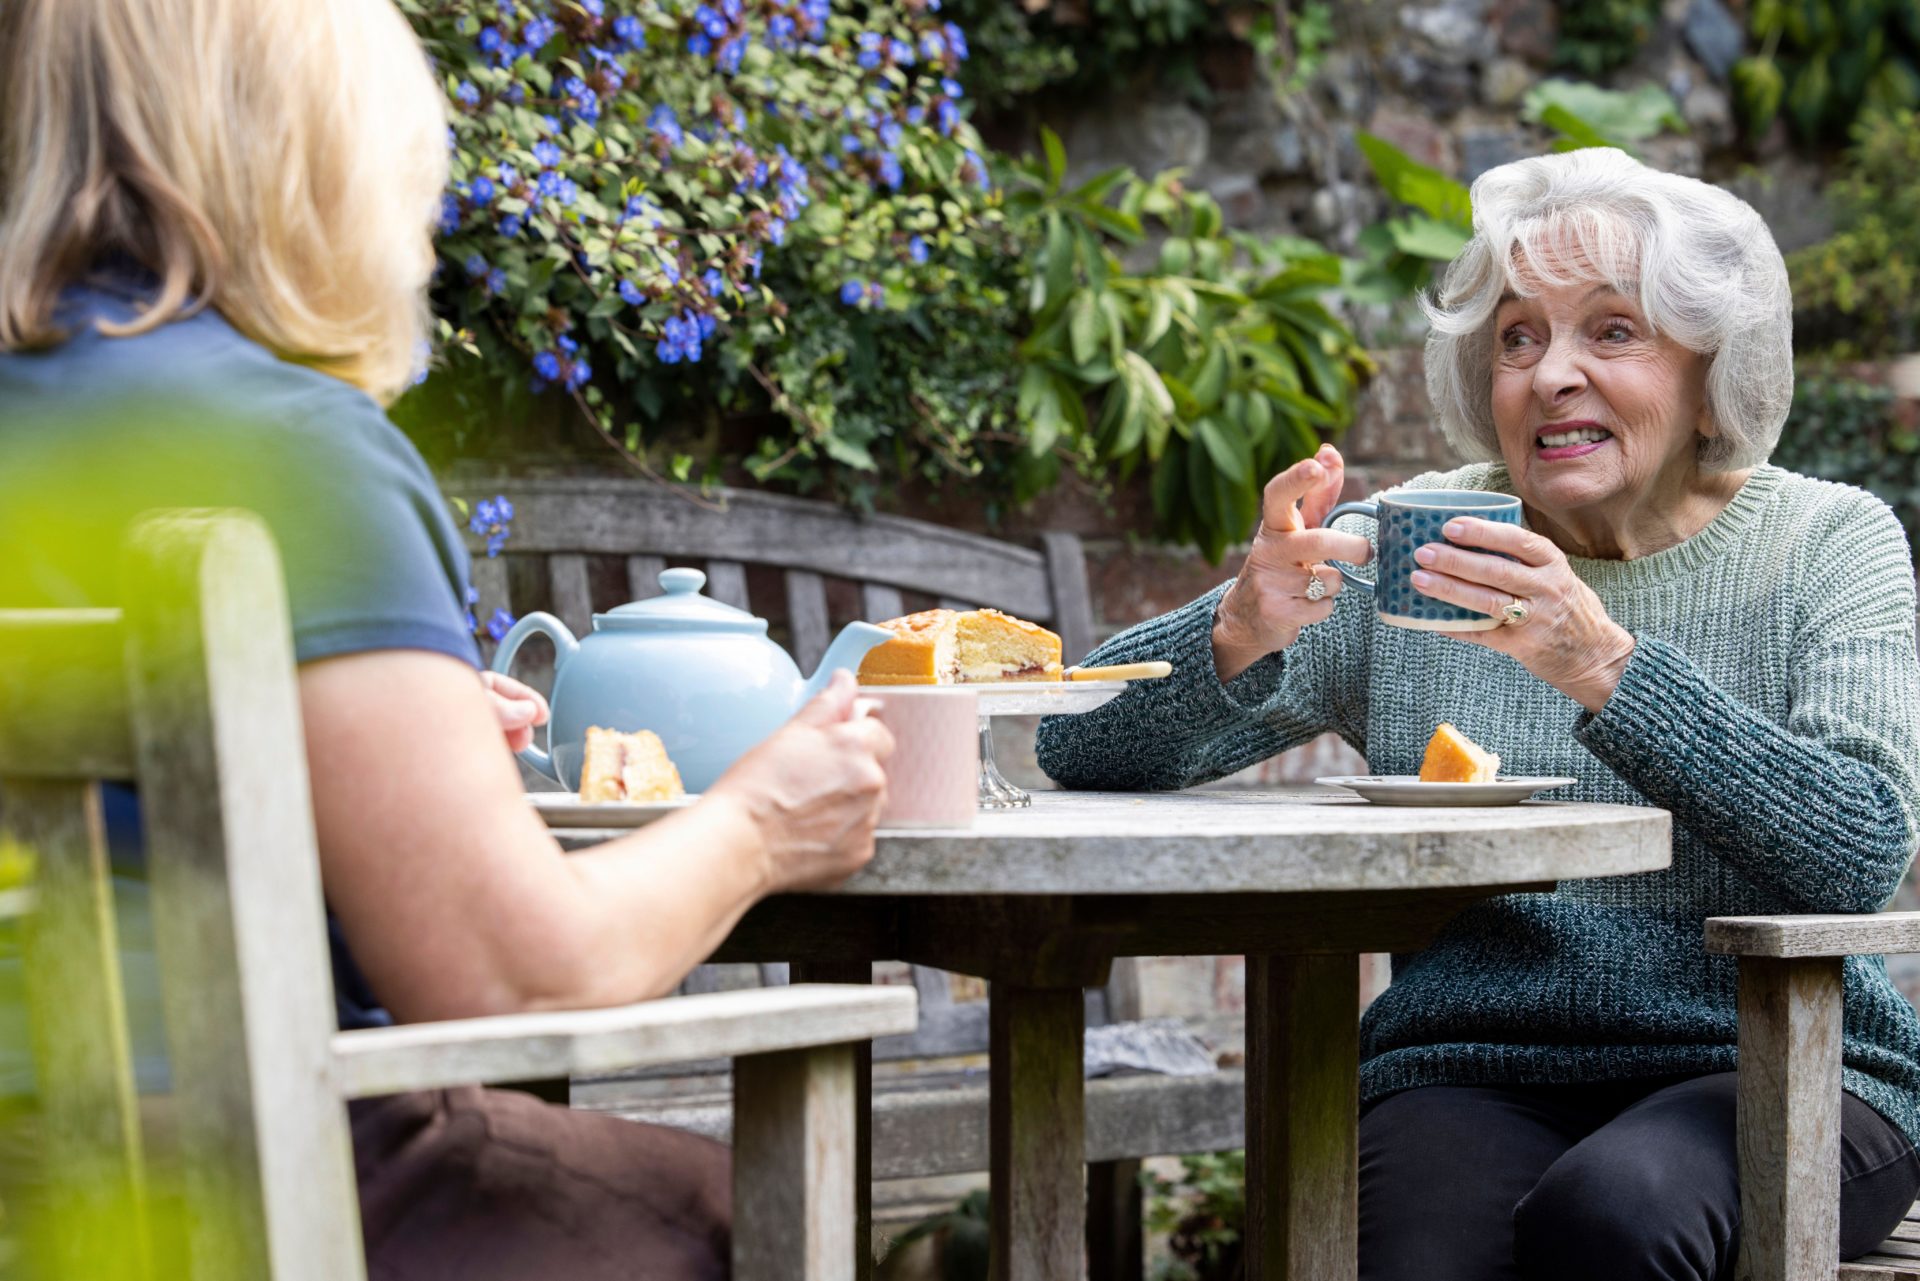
[0,272,480,1096]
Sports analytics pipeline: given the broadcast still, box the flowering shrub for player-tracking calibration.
[448,492,517,640]
[401,0,1004,471]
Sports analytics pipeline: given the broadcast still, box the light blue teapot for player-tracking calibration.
[493,567,893,792]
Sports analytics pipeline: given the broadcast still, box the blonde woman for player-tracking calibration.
[0,2,894,1277]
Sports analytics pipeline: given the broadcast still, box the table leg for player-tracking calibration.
[1244,953,1360,1281]
[791,960,874,1281]
[989,983,1086,1281]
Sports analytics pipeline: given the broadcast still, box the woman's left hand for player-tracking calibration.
[482,670,551,753]
[1410,518,1637,713]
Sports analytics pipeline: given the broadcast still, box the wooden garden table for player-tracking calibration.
[562,787,1671,1281]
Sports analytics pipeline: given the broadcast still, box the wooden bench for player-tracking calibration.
[0,511,915,1281]
[449,474,1212,1274]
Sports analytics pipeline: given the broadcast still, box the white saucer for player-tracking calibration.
[1314,775,1577,807]
[528,792,699,828]
[969,680,1128,716]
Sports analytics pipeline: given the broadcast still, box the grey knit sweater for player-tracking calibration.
[1037,462,1920,1144]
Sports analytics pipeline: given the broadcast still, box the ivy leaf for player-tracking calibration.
[1385,214,1474,261]
[1041,126,1068,194]
[1069,292,1105,366]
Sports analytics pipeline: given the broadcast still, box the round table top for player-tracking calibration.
[558,786,1671,897]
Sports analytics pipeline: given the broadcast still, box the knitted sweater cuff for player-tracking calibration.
[1130,584,1292,730]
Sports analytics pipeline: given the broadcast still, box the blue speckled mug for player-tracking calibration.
[1322,489,1524,631]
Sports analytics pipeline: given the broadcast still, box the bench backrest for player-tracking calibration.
[0,512,365,1281]
[450,476,1097,669]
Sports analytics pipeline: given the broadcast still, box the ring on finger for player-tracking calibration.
[1500,597,1531,627]
[1305,573,1327,602]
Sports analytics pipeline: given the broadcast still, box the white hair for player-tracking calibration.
[1422,148,1793,471]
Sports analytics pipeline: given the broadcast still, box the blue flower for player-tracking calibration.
[888,38,914,65]
[694,5,729,37]
[657,253,682,284]
[656,312,703,363]
[613,14,646,48]
[909,236,928,264]
[486,608,515,642]
[541,113,562,134]
[716,34,748,73]
[941,77,964,99]
[524,16,558,49]
[696,312,718,338]
[455,80,480,108]
[936,99,960,135]
[921,31,946,60]
[533,351,562,382]
[703,267,726,297]
[438,192,462,235]
[468,174,495,205]
[768,14,797,47]
[722,0,744,18]
[866,282,885,307]
[478,25,506,55]
[506,83,527,105]
[561,76,600,124]
[963,148,989,191]
[906,103,926,125]
[856,30,882,69]
[619,278,646,305]
[500,213,524,237]
[841,133,862,153]
[495,496,515,522]
[580,0,605,15]
[768,217,787,245]
[499,165,519,189]
[464,252,487,277]
[486,267,507,294]
[649,104,684,147]
[533,140,562,167]
[879,120,903,149]
[877,152,903,187]
[557,334,579,355]
[687,32,712,56]
[565,358,592,390]
[536,169,564,199]
[839,278,867,305]
[943,22,968,59]
[624,194,664,225]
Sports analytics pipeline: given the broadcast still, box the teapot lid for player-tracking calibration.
[597,567,766,634]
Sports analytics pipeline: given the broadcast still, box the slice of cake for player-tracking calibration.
[1418,723,1501,783]
[577,727,686,803]
[858,608,1063,685]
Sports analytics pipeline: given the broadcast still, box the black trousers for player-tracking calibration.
[1359,1074,1920,1281]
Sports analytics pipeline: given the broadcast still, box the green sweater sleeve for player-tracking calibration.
[1574,498,1920,913]
[1036,580,1371,791]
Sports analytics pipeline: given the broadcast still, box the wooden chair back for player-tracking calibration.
[0,511,365,1281]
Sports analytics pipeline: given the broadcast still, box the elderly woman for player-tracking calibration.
[1038,147,1920,1280]
[0,2,893,1277]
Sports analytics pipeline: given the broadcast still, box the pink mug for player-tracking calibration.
[863,688,978,829]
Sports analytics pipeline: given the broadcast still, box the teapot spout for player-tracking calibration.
[803,621,894,700]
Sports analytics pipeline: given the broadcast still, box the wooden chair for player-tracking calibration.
[449,474,1188,1275]
[0,510,916,1281]
[1703,913,1920,1280]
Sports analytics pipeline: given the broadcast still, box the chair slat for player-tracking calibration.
[862,585,904,622]
[626,554,667,602]
[549,553,593,638]
[470,555,510,615]
[0,611,133,779]
[122,513,367,1281]
[785,571,831,673]
[2,778,152,1280]
[706,560,751,610]
[1040,531,1096,664]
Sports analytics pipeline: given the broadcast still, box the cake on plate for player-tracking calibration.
[1418,723,1501,783]
[858,608,1063,685]
[577,726,687,803]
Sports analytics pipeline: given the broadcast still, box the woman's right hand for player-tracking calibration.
[1211,444,1372,683]
[705,670,895,893]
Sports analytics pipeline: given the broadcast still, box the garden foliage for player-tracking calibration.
[1785,108,1920,359]
[1734,0,1920,144]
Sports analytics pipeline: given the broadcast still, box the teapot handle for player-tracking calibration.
[491,611,578,783]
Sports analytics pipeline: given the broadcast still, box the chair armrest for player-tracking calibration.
[329,983,916,1100]
[1704,912,1920,959]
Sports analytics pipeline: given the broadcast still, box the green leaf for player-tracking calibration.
[1159,238,1194,276]
[1070,165,1133,206]
[1385,214,1474,260]
[1041,212,1074,314]
[1069,292,1104,366]
[1521,80,1685,145]
[1142,290,1175,348]
[1123,350,1176,419]
[1195,415,1252,484]
[1041,126,1067,193]
[1354,132,1472,228]
[1189,339,1229,411]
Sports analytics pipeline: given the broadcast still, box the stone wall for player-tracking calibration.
[1036,0,1833,271]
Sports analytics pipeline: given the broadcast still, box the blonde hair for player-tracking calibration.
[1423,148,1793,472]
[0,0,448,405]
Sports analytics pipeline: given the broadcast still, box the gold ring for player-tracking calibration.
[1501,599,1531,626]
[1305,575,1327,602]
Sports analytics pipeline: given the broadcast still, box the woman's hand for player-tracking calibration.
[1212,444,1372,683]
[1409,517,1636,712]
[482,670,551,753]
[703,670,894,893]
